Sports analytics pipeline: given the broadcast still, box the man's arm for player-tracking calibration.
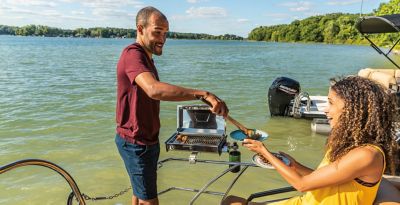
[135,72,206,101]
[135,72,228,116]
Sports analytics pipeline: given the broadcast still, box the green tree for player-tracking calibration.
[323,21,340,43]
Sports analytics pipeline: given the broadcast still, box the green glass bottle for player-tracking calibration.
[229,142,241,173]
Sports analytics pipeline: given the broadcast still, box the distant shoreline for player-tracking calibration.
[0,34,247,41]
[0,24,245,41]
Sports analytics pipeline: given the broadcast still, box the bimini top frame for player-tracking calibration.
[355,14,400,69]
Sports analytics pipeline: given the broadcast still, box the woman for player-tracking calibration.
[223,76,398,205]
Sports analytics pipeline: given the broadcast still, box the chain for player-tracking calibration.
[75,186,132,202]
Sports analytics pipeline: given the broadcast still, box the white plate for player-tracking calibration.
[252,153,290,169]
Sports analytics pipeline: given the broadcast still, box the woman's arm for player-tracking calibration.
[278,152,314,176]
[243,139,384,192]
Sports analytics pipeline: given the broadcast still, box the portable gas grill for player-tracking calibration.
[165,104,227,155]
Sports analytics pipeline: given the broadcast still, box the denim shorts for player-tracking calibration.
[115,134,160,200]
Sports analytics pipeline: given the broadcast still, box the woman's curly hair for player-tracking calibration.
[327,76,399,174]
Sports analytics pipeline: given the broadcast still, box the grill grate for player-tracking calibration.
[173,135,222,145]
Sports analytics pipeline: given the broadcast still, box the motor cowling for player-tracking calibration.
[268,77,300,116]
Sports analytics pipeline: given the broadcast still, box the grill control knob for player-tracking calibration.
[189,151,198,164]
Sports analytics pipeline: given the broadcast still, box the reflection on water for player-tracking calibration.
[0,36,392,204]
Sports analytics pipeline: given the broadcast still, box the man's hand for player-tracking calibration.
[203,93,229,117]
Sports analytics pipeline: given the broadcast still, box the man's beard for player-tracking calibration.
[145,42,162,56]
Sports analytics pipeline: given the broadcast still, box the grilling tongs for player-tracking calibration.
[200,98,259,139]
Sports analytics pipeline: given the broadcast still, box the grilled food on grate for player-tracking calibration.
[175,135,221,145]
[176,134,188,143]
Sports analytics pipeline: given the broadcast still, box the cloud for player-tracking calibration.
[186,6,227,18]
[71,10,85,15]
[3,7,61,17]
[0,0,146,29]
[237,18,249,23]
[264,13,291,21]
[71,0,145,9]
[280,1,311,12]
[170,14,187,21]
[2,0,145,13]
[40,10,61,17]
[92,8,129,18]
[265,13,290,18]
[290,6,309,12]
[76,0,145,9]
[263,13,300,22]
[186,0,209,3]
[304,12,321,16]
[0,5,94,22]
[326,0,362,6]
[61,15,93,22]
[5,0,57,8]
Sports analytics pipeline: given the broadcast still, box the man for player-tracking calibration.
[115,6,229,205]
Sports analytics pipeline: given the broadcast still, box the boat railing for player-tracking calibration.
[247,186,296,203]
[292,92,311,118]
[1,156,296,205]
[157,156,257,204]
[157,155,296,204]
[0,159,86,205]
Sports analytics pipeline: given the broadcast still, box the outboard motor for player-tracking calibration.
[268,77,300,116]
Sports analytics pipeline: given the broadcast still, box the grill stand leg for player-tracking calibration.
[157,158,256,204]
[221,165,249,203]
[189,164,240,205]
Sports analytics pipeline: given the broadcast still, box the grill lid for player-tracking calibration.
[177,105,225,136]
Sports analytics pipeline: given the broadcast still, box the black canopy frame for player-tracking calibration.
[356,14,400,69]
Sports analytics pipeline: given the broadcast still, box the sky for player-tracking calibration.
[0,0,390,37]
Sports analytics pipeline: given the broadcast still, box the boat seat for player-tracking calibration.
[358,68,400,91]
[374,176,400,205]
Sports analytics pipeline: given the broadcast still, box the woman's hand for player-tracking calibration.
[242,138,268,154]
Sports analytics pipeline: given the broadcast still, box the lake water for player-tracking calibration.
[0,35,395,205]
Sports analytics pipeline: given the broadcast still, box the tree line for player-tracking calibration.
[0,24,243,40]
[248,0,399,47]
